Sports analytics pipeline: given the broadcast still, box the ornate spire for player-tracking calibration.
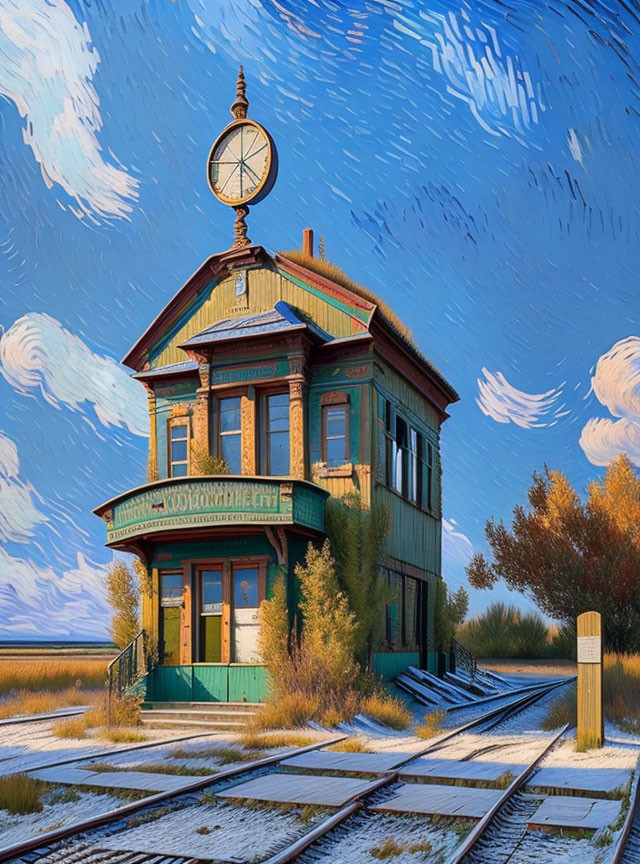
[231,65,249,119]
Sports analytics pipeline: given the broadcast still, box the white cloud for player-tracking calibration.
[418,9,543,141]
[476,368,565,429]
[0,431,46,542]
[568,128,584,166]
[0,0,138,220]
[580,337,640,466]
[0,547,112,639]
[442,517,474,575]
[0,313,148,437]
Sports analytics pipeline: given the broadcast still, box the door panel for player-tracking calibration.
[199,567,223,663]
[232,566,260,663]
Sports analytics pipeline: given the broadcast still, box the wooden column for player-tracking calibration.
[180,565,192,665]
[577,610,603,750]
[192,361,211,471]
[145,387,158,480]
[241,386,256,475]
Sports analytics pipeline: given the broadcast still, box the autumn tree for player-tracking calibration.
[106,559,140,649]
[466,455,640,652]
[325,492,391,667]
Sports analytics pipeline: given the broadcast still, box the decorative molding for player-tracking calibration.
[320,390,349,406]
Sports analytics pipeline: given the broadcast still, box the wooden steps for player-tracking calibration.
[140,701,261,731]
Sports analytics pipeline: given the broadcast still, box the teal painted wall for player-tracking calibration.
[371,651,420,680]
[147,664,267,702]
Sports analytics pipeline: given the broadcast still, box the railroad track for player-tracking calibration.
[611,762,640,863]
[0,678,570,864]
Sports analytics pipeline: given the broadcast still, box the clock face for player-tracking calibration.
[208,119,276,206]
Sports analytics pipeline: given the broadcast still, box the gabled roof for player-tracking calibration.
[179,301,330,350]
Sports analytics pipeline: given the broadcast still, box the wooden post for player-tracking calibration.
[577,611,603,750]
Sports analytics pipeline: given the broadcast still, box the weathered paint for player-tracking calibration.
[372,652,420,680]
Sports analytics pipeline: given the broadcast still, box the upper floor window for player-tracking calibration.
[218,396,242,474]
[425,442,434,511]
[382,397,433,510]
[321,392,350,467]
[169,424,189,477]
[262,392,289,475]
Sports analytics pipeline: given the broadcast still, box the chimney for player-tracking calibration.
[302,227,314,258]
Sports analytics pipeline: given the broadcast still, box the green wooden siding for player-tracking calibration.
[372,652,420,680]
[375,485,441,574]
[147,664,267,702]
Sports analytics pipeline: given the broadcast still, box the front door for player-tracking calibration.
[232,565,261,662]
[160,571,183,665]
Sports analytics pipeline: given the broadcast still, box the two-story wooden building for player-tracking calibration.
[94,72,458,704]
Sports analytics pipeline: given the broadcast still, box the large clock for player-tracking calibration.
[207,117,278,207]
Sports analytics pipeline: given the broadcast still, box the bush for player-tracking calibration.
[249,692,319,731]
[106,561,139,649]
[361,691,412,730]
[456,602,572,659]
[416,710,445,739]
[0,774,44,815]
[190,443,229,476]
[52,695,140,739]
[327,737,371,753]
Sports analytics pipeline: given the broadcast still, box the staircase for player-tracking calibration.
[139,701,262,731]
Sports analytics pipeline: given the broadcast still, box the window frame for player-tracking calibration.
[259,390,291,476]
[216,394,243,474]
[159,569,184,607]
[320,391,350,467]
[167,418,190,478]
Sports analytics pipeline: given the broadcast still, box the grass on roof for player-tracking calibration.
[276,250,413,342]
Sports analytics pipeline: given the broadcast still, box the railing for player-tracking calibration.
[106,630,147,724]
[450,636,477,678]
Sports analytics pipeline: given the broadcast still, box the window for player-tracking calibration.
[393,416,407,495]
[323,404,348,466]
[201,568,223,615]
[425,442,434,511]
[408,427,421,505]
[169,425,189,477]
[218,396,242,474]
[262,392,289,475]
[160,571,183,607]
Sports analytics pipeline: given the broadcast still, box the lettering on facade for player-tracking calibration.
[211,364,278,385]
[108,480,285,542]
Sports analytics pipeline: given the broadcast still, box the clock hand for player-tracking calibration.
[243,161,262,186]
[242,129,259,160]
[219,162,240,195]
[244,141,267,162]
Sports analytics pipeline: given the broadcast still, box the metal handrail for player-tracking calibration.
[450,635,477,677]
[106,630,147,724]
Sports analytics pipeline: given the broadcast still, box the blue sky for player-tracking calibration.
[1,0,639,638]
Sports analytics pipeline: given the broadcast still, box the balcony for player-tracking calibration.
[94,476,329,547]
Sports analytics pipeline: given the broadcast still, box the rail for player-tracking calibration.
[106,630,147,724]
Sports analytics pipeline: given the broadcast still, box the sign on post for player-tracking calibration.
[577,611,603,750]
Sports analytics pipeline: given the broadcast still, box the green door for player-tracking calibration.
[199,567,223,662]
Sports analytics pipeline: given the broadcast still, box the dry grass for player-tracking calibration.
[361,692,412,731]
[369,837,433,859]
[247,692,318,731]
[542,654,640,736]
[415,710,446,739]
[239,730,315,750]
[0,659,106,694]
[276,250,413,342]
[52,695,141,740]
[0,774,44,814]
[327,737,371,753]
[0,687,101,720]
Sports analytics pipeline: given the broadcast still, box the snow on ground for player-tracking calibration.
[100,800,327,861]
[0,788,131,847]
[541,740,639,773]
[0,721,224,775]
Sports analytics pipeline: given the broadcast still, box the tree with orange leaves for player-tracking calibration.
[466,455,640,652]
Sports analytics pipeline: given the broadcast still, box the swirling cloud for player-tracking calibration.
[0,313,148,437]
[0,548,112,638]
[0,0,138,220]
[476,368,565,429]
[580,337,640,466]
[0,431,46,542]
[442,517,474,574]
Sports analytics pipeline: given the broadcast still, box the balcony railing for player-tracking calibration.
[94,475,329,546]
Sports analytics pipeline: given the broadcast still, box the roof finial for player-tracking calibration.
[231,65,249,119]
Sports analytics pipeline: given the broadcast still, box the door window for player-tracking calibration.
[199,567,223,663]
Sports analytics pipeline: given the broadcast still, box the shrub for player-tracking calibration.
[52,695,140,739]
[249,692,318,731]
[456,602,565,659]
[0,774,44,815]
[52,716,89,739]
[327,737,371,753]
[190,443,229,476]
[361,691,412,731]
[106,560,140,649]
[415,710,445,739]
[101,729,148,744]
